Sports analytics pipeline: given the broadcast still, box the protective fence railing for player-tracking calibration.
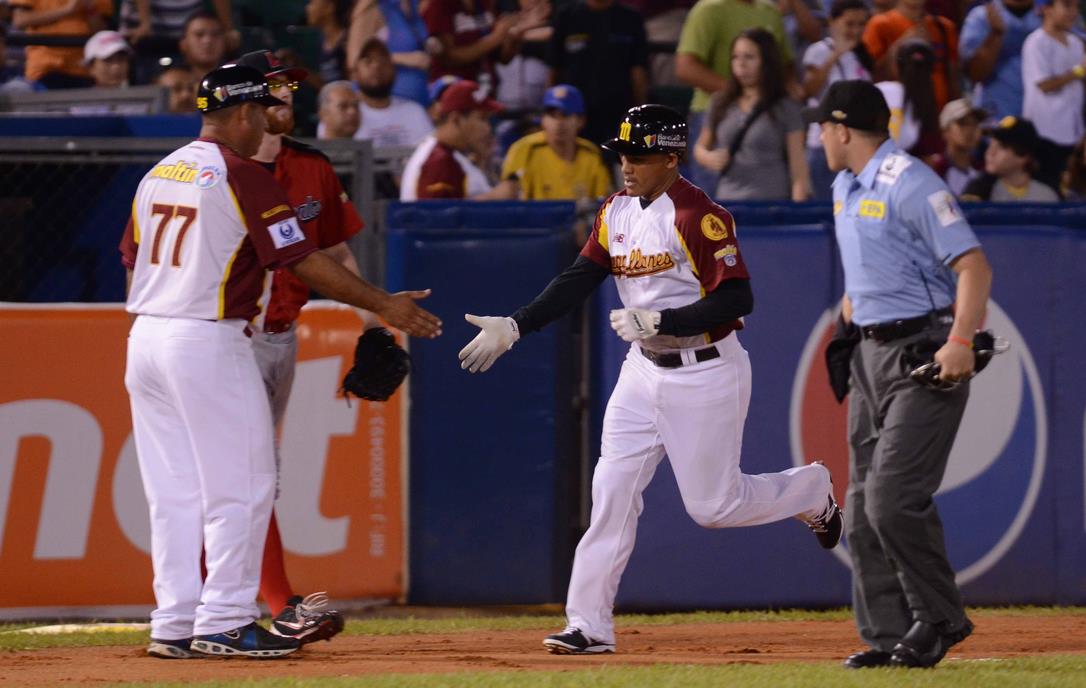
[0,137,395,302]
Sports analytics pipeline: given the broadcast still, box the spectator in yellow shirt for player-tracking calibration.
[499,84,613,201]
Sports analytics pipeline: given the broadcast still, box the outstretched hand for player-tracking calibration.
[458,314,520,373]
[380,290,442,338]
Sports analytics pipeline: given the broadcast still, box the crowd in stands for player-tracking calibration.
[3,0,1086,203]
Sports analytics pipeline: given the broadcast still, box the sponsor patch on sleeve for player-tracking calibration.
[261,204,292,220]
[269,217,304,249]
[927,190,963,227]
[714,244,738,266]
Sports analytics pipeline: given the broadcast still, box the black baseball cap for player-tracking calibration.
[235,49,309,82]
[602,104,687,156]
[986,115,1040,155]
[196,64,284,113]
[802,79,891,133]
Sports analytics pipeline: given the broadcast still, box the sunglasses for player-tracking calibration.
[269,80,300,92]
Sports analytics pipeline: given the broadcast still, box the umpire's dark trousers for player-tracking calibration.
[846,325,970,652]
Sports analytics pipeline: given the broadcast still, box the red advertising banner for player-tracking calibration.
[0,303,404,613]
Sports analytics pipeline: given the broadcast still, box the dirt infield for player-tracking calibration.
[2,613,1083,686]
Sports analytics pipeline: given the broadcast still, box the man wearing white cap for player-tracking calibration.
[85,30,133,88]
[930,98,986,197]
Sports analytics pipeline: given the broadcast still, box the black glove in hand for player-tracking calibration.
[341,327,412,402]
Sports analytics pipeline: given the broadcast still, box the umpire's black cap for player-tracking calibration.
[602,104,688,156]
[196,64,284,113]
[802,79,891,133]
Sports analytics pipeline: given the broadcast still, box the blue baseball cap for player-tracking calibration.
[428,75,461,105]
[542,84,584,115]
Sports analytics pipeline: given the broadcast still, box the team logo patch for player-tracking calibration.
[858,199,886,220]
[195,165,223,189]
[269,217,304,249]
[295,194,323,223]
[644,134,657,148]
[700,213,729,241]
[213,86,229,102]
[875,154,911,186]
[928,190,963,227]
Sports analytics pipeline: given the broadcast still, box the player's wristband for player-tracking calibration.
[948,334,973,349]
[1073,64,1085,79]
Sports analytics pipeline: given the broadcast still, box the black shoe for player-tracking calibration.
[943,617,974,649]
[890,621,945,668]
[270,592,345,645]
[191,621,300,658]
[805,461,844,549]
[542,627,615,654]
[843,649,893,669]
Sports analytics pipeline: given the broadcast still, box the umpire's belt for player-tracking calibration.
[860,307,954,343]
[640,344,721,368]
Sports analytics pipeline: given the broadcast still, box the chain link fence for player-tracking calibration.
[0,137,381,303]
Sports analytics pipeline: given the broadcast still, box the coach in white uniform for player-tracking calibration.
[458,104,844,655]
[120,64,442,659]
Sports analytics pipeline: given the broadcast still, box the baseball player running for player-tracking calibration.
[459,105,843,655]
[121,64,441,659]
[235,49,371,645]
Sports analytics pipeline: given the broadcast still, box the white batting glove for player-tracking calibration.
[610,308,661,342]
[459,313,520,373]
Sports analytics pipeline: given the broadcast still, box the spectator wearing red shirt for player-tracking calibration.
[400,79,513,199]
[862,0,960,109]
[239,50,374,645]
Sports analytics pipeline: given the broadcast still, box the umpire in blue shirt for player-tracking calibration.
[804,80,993,670]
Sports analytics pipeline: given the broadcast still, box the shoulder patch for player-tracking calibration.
[700,213,729,241]
[875,153,912,186]
[927,189,963,227]
[269,217,304,249]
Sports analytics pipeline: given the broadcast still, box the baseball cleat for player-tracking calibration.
[191,621,300,658]
[542,627,615,654]
[147,637,196,659]
[807,494,844,549]
[270,592,345,644]
[806,461,844,549]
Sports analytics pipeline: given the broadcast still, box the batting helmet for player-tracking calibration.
[196,64,284,113]
[602,104,687,157]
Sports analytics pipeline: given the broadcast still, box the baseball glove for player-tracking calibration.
[341,328,411,402]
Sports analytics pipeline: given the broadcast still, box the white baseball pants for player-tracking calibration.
[125,315,277,639]
[565,334,830,644]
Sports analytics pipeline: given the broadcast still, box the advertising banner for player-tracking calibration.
[0,303,403,614]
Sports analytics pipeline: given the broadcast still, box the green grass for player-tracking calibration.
[0,606,1081,653]
[115,656,1086,688]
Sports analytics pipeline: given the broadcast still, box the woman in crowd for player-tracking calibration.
[802,0,871,199]
[875,39,943,160]
[693,27,810,201]
[307,0,354,84]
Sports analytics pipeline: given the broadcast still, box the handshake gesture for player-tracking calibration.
[457,307,661,374]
